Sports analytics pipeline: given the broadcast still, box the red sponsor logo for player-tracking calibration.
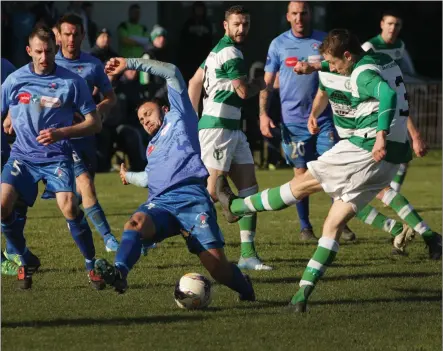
[18,92,31,104]
[147,145,155,156]
[285,57,298,67]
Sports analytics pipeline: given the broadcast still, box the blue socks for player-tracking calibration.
[115,230,142,278]
[224,263,254,296]
[66,211,96,270]
[1,211,27,256]
[296,196,312,230]
[84,202,112,240]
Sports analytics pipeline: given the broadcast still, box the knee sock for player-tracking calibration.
[238,186,258,258]
[66,211,96,270]
[114,230,142,278]
[390,163,408,192]
[223,263,254,297]
[356,205,404,237]
[84,202,112,240]
[296,197,311,230]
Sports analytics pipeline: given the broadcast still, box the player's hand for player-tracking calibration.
[412,135,428,157]
[105,57,127,76]
[36,128,64,145]
[307,115,319,135]
[259,114,276,138]
[293,62,316,75]
[3,115,14,135]
[372,131,387,162]
[120,163,129,185]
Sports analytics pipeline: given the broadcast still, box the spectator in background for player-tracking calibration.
[178,1,213,83]
[10,2,36,66]
[90,28,119,64]
[32,1,59,28]
[139,25,170,99]
[117,4,150,58]
[82,2,98,49]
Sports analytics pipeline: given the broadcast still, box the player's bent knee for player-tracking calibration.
[1,203,13,221]
[57,192,79,219]
[376,186,391,200]
[124,213,156,239]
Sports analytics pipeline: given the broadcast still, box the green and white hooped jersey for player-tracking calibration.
[361,35,405,62]
[318,72,356,139]
[198,35,247,131]
[349,52,412,164]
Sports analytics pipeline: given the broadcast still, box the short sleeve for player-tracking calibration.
[355,69,384,98]
[220,47,247,80]
[264,39,280,73]
[199,60,206,69]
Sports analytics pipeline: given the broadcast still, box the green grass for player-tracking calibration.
[2,151,442,351]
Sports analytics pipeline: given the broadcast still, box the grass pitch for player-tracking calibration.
[2,151,441,351]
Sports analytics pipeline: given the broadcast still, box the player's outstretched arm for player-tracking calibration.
[308,88,329,135]
[293,61,323,75]
[407,116,428,157]
[120,163,149,187]
[188,67,204,114]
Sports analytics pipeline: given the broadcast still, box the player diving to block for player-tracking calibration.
[92,57,256,302]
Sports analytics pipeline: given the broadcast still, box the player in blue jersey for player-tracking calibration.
[92,57,255,301]
[259,1,356,241]
[51,14,119,252]
[1,26,105,290]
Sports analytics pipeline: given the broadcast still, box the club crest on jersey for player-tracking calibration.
[344,79,351,90]
[196,212,209,228]
[285,57,298,67]
[311,42,319,50]
[75,66,84,73]
[160,122,171,136]
[147,145,155,156]
[18,92,31,104]
[48,82,58,91]
[55,167,64,178]
[213,148,224,160]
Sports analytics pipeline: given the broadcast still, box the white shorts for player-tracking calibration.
[307,139,400,212]
[199,128,254,172]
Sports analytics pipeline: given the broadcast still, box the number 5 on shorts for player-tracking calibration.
[10,160,22,176]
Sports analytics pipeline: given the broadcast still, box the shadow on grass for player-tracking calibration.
[414,207,442,213]
[2,314,206,329]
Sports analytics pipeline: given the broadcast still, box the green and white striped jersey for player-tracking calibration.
[198,35,247,131]
[349,52,412,164]
[318,72,356,139]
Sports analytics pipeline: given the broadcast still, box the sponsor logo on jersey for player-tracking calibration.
[308,55,322,63]
[160,122,171,136]
[147,144,155,156]
[196,212,209,228]
[31,94,40,103]
[311,42,319,50]
[40,96,61,108]
[18,92,31,104]
[285,57,298,67]
[145,203,156,209]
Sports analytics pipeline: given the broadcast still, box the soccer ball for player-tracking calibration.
[174,273,212,310]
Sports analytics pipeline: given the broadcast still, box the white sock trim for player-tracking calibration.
[318,237,339,252]
[238,184,258,198]
[240,230,255,243]
[299,280,314,287]
[389,182,401,192]
[382,189,397,206]
[244,196,256,212]
[414,221,430,235]
[398,204,413,220]
[383,219,397,233]
[365,208,379,224]
[261,189,272,211]
[279,182,298,206]
[307,259,325,273]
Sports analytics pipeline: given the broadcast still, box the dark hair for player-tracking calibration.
[319,29,363,57]
[29,25,56,44]
[129,4,140,12]
[225,5,249,20]
[381,10,403,21]
[56,13,84,33]
[136,97,170,113]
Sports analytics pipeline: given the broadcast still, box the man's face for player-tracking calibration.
[96,33,110,48]
[323,52,354,76]
[153,35,166,49]
[129,8,140,23]
[224,13,250,44]
[26,37,56,74]
[380,16,402,42]
[137,102,164,136]
[287,1,311,36]
[59,22,84,54]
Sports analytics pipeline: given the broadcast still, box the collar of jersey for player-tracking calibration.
[57,49,82,62]
[376,34,400,48]
[288,29,314,40]
[27,62,57,77]
[222,35,236,45]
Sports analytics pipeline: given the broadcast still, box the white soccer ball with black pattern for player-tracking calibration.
[174,273,212,309]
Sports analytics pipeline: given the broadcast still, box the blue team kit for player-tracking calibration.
[265,30,339,167]
[1,62,96,206]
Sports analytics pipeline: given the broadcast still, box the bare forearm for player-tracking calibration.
[311,90,329,119]
[59,114,102,138]
[407,116,420,139]
[97,94,116,116]
[188,81,202,114]
[234,79,263,100]
[259,87,272,117]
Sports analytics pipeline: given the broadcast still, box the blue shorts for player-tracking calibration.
[72,142,97,179]
[281,120,339,168]
[1,158,75,207]
[134,183,225,255]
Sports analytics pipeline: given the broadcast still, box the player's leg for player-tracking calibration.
[73,149,119,252]
[228,130,272,271]
[281,123,316,240]
[389,163,408,192]
[376,187,441,259]
[289,200,356,312]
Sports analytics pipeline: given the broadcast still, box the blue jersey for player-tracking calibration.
[125,59,209,202]
[1,58,16,161]
[265,30,332,125]
[55,50,112,147]
[1,63,96,163]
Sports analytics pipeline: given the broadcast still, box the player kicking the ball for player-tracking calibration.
[93,56,255,303]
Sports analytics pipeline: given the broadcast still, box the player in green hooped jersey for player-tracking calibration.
[309,69,439,256]
[362,11,423,193]
[215,29,442,313]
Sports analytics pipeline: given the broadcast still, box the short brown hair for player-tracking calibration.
[319,29,363,57]
[29,25,56,44]
[225,5,249,20]
[56,13,84,33]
